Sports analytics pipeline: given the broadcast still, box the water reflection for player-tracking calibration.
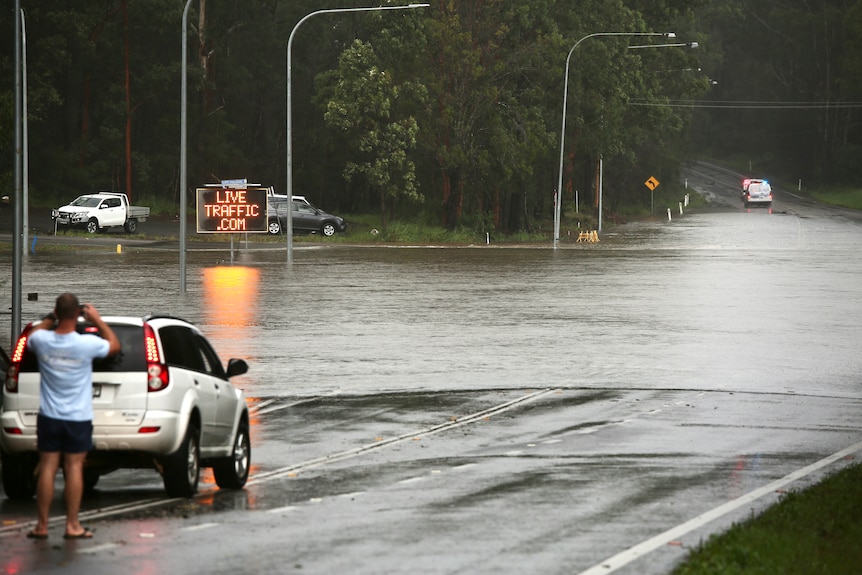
[200,266,263,436]
[200,264,261,374]
[202,266,260,330]
[2,208,862,402]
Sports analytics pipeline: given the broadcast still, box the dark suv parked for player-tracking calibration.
[268,199,347,236]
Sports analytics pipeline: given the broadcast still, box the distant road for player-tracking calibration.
[682,160,862,221]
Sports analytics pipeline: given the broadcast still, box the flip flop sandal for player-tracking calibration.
[63,529,94,539]
[27,531,48,540]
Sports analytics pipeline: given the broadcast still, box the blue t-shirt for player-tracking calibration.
[27,330,111,422]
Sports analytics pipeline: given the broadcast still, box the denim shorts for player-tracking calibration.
[36,414,93,453]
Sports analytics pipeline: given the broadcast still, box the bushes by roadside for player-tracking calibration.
[672,462,862,575]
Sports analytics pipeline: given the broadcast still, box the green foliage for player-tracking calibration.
[690,0,862,185]
[2,1,857,229]
[320,40,423,230]
[673,463,862,575]
[810,186,862,210]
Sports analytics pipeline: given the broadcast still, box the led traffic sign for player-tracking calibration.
[196,186,268,233]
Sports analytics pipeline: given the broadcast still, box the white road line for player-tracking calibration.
[266,505,298,514]
[181,522,219,532]
[577,439,862,575]
[1,388,555,537]
[249,398,277,413]
[0,497,173,536]
[78,543,120,554]
[397,476,426,485]
[249,388,558,483]
[255,390,342,416]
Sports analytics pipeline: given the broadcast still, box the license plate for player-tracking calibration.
[92,384,101,398]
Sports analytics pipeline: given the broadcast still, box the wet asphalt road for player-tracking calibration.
[1,164,861,574]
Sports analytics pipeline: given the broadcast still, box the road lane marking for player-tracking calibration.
[78,543,120,554]
[577,438,862,575]
[249,398,277,413]
[249,388,559,484]
[0,497,175,537]
[1,388,556,537]
[266,505,298,514]
[181,522,219,532]
[255,390,342,416]
[398,476,426,485]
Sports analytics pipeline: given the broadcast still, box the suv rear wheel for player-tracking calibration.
[83,470,100,493]
[1,450,37,500]
[161,422,200,498]
[213,419,251,489]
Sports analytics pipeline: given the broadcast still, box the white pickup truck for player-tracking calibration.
[52,192,150,234]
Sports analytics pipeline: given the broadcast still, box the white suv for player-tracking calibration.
[1,315,251,499]
[742,178,773,208]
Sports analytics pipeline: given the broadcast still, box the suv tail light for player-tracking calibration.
[5,329,31,393]
[144,323,169,392]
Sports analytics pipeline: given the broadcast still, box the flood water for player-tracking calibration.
[3,206,861,403]
[3,200,862,575]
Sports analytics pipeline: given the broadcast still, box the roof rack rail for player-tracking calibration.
[142,313,192,324]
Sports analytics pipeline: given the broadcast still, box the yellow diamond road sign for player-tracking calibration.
[645,176,660,191]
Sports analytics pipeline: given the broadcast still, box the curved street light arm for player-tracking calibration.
[286,4,429,263]
[554,32,680,247]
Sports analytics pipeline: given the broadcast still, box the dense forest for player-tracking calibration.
[2,1,861,234]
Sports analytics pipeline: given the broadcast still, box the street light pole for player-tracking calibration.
[286,4,429,263]
[179,0,193,292]
[554,32,674,248]
[12,0,22,342]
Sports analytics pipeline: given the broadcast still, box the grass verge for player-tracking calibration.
[809,187,862,211]
[672,462,862,575]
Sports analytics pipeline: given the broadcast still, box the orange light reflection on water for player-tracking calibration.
[202,266,261,330]
[201,266,263,457]
[201,266,260,373]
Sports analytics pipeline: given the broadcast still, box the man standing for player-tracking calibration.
[24,293,120,540]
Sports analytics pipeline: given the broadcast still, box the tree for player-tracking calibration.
[321,40,423,230]
[420,0,561,232]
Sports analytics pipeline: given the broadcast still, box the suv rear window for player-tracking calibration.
[18,324,146,373]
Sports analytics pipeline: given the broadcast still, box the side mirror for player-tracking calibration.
[226,358,249,378]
